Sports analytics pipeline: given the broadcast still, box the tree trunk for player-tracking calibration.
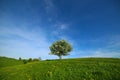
[59,55,62,60]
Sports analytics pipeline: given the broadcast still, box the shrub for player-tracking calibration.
[23,60,28,64]
[28,58,32,62]
[33,58,39,61]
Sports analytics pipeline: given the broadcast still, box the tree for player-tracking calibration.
[23,59,27,64]
[33,58,40,61]
[28,58,32,62]
[19,57,22,60]
[49,39,72,60]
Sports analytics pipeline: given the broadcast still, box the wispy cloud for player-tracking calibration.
[54,23,68,30]
[91,51,120,58]
[70,49,120,58]
[91,35,120,58]
[44,0,54,13]
[44,0,56,15]
[52,22,69,35]
[43,0,58,22]
[69,35,120,58]
[51,22,73,44]
[105,35,120,49]
[0,26,57,59]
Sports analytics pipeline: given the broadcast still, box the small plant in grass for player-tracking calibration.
[23,59,27,64]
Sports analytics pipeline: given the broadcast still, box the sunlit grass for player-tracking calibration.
[0,57,120,80]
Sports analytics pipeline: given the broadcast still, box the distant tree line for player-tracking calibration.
[19,57,41,64]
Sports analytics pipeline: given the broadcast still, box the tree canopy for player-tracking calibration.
[49,40,72,59]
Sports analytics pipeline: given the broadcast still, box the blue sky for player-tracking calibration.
[0,0,120,59]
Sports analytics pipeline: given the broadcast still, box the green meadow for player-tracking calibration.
[0,57,120,80]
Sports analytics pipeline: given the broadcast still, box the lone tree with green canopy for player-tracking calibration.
[49,40,72,60]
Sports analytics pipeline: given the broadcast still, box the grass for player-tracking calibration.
[0,57,120,80]
[0,57,23,68]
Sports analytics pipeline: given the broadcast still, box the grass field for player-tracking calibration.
[0,57,120,80]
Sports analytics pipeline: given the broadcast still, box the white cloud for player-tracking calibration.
[90,50,120,58]
[0,26,57,60]
[80,35,120,58]
[71,49,120,58]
